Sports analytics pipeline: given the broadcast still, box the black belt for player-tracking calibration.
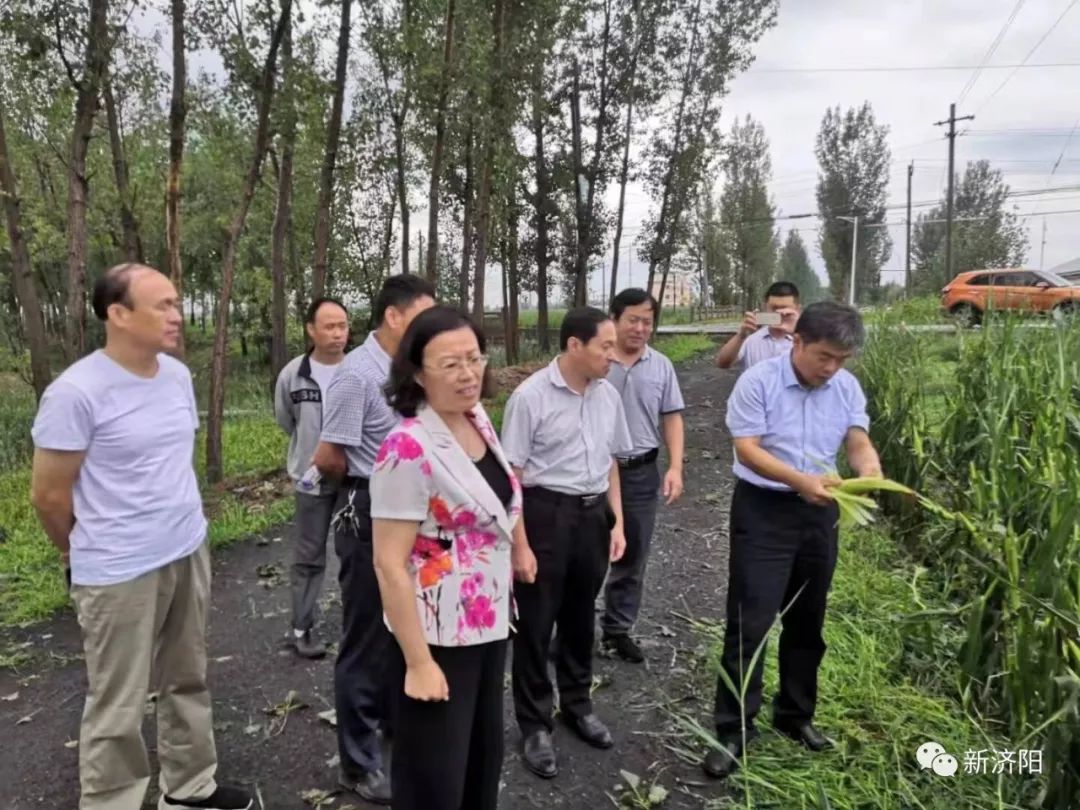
[525,486,606,509]
[343,475,370,490]
[617,448,659,470]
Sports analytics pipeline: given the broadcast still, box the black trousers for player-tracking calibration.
[513,487,610,737]
[388,639,507,810]
[333,480,394,775]
[713,480,839,737]
[601,461,661,638]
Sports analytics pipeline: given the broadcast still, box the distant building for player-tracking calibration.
[1050,257,1080,282]
[650,271,695,308]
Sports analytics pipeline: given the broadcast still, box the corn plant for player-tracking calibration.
[857,312,1080,808]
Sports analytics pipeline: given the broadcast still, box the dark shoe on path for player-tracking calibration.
[563,712,614,749]
[602,634,645,664]
[338,768,392,805]
[522,730,558,779]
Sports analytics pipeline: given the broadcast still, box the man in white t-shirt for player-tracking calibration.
[714,281,801,371]
[274,297,349,658]
[30,264,250,810]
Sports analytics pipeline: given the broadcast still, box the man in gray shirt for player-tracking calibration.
[601,289,685,663]
[313,275,435,806]
[501,307,633,780]
[30,264,251,810]
[274,297,349,658]
[715,281,800,371]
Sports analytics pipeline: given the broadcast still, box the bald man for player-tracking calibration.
[30,265,251,810]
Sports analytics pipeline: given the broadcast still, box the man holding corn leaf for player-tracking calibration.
[704,301,883,780]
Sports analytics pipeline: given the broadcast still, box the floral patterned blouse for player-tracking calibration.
[369,403,522,647]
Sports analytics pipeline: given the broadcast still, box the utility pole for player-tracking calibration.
[1039,218,1047,270]
[837,215,859,306]
[905,161,913,295]
[934,103,974,283]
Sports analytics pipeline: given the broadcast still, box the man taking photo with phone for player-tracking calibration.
[715,281,800,371]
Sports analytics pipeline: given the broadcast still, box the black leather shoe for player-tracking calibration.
[702,729,758,780]
[338,768,392,805]
[563,712,614,749]
[602,634,645,664]
[774,721,833,752]
[522,730,558,778]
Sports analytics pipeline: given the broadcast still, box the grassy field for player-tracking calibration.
[854,311,1080,807]
[0,331,716,630]
[681,525,1042,809]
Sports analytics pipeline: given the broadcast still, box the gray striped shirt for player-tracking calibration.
[606,346,685,457]
[501,358,633,495]
[320,332,398,478]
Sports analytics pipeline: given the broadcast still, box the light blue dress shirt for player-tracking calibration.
[725,353,870,491]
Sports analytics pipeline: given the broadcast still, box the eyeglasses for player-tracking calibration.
[424,354,489,375]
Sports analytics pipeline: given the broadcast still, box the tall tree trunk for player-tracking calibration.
[572,0,613,306]
[394,117,410,275]
[206,1,291,484]
[507,197,520,363]
[103,82,143,263]
[458,117,474,310]
[311,0,351,300]
[166,0,187,358]
[0,96,52,399]
[270,3,295,381]
[645,0,702,296]
[289,211,305,322]
[568,58,587,306]
[500,235,510,360]
[531,76,551,352]
[64,0,111,359]
[610,0,646,301]
[425,0,456,283]
[472,0,507,321]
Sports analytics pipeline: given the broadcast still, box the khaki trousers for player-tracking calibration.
[71,543,218,810]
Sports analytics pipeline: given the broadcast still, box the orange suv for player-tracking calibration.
[941,268,1080,324]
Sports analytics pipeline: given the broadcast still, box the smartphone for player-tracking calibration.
[755,311,782,327]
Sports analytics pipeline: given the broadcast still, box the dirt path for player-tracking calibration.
[1,355,738,810]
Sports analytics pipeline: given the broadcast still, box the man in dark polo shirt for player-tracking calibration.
[501,307,633,780]
[313,275,435,805]
[601,288,685,663]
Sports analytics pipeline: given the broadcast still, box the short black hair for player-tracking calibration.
[560,306,611,351]
[385,305,493,418]
[91,263,144,321]
[765,281,799,302]
[373,274,436,327]
[305,297,348,324]
[795,301,865,350]
[610,288,658,320]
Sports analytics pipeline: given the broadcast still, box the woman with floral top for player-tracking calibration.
[370,306,534,810]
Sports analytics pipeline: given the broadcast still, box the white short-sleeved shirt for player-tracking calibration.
[500,358,633,495]
[31,351,207,586]
[737,328,794,370]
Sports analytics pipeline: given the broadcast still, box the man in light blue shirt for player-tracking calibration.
[704,301,883,780]
[714,281,800,371]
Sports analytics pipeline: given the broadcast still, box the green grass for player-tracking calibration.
[0,363,291,630]
[680,526,1043,809]
[653,333,715,363]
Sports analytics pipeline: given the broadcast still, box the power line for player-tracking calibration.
[958,0,1027,106]
[744,61,1080,74]
[970,0,1080,120]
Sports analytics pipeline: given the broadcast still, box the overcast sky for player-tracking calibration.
[179,0,1080,304]
[598,0,1080,302]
